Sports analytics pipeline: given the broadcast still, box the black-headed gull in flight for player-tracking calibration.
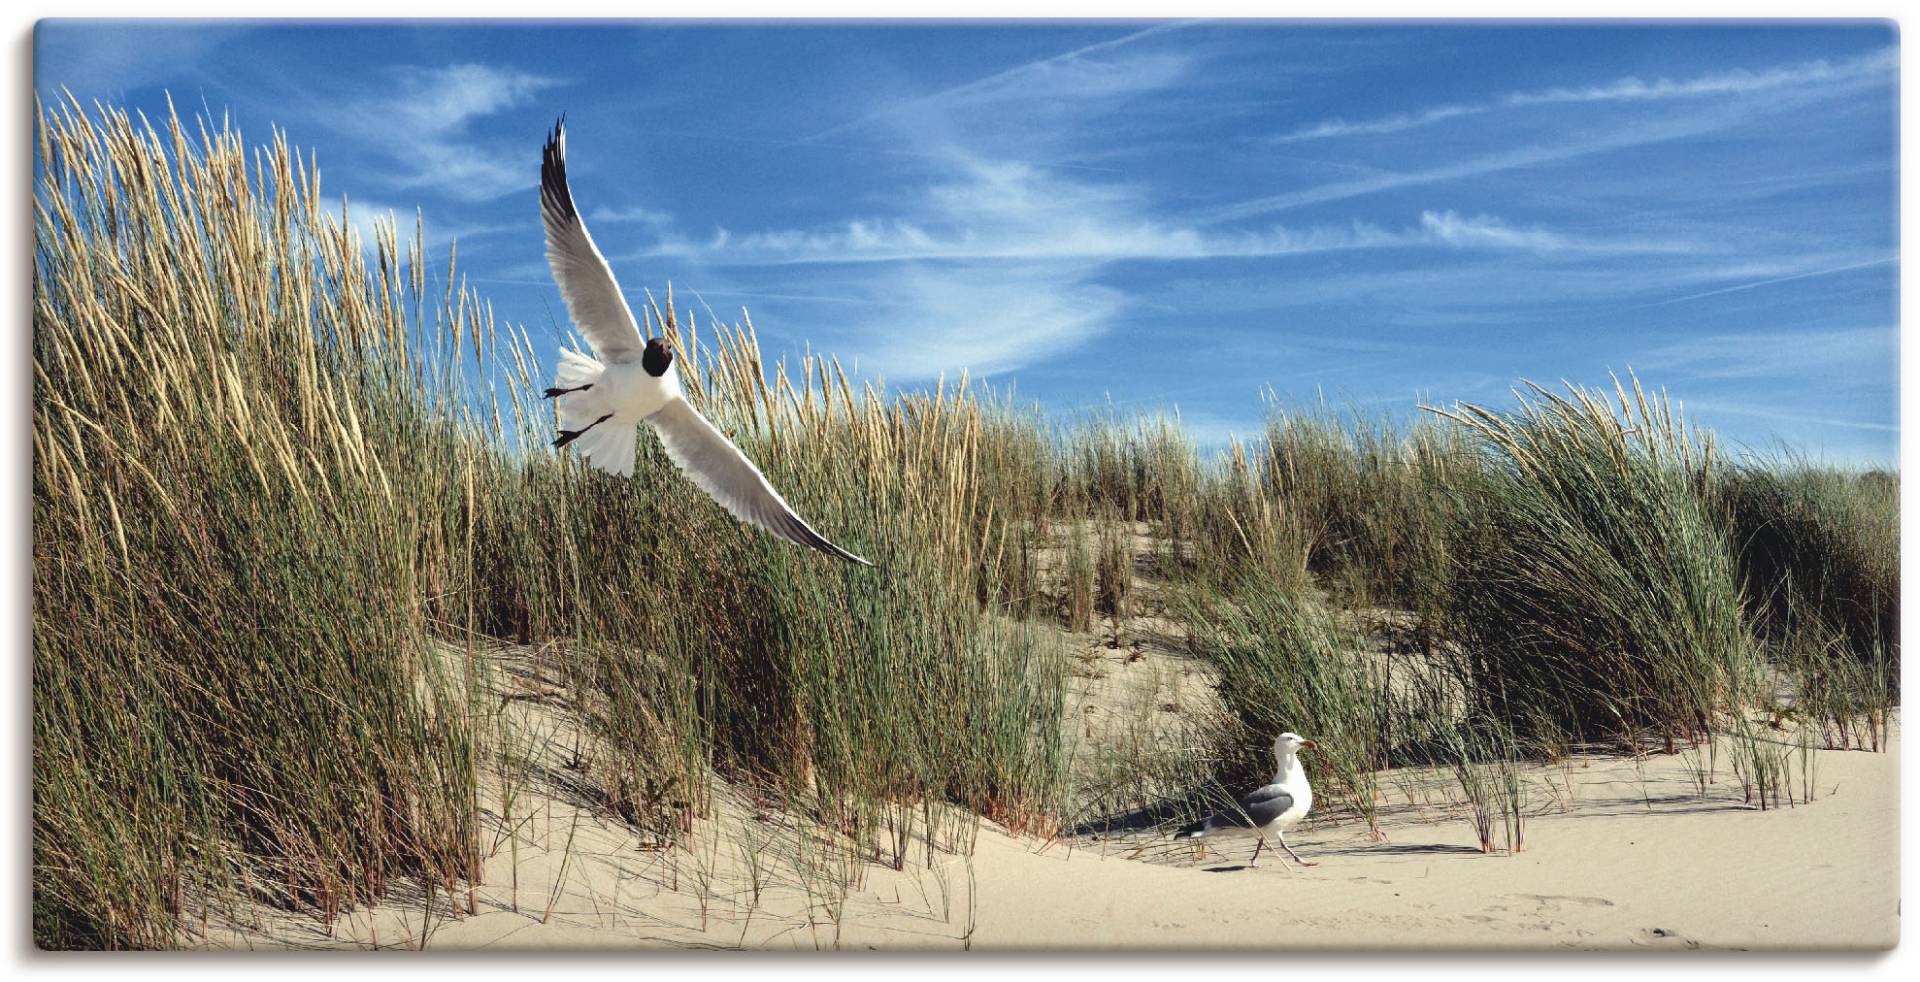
[1177,732,1318,868]
[538,119,872,567]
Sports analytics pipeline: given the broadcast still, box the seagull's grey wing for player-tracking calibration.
[541,120,644,364]
[1238,783,1296,828]
[646,397,874,566]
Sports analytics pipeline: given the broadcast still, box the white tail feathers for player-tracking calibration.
[552,348,637,475]
[552,348,606,433]
[554,348,603,402]
[570,417,638,476]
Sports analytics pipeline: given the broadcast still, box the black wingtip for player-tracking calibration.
[540,114,575,222]
[818,535,876,568]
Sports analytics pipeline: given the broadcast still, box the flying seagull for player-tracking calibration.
[538,118,873,567]
[1176,732,1318,868]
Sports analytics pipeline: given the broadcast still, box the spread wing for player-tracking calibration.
[646,397,874,566]
[541,119,644,364]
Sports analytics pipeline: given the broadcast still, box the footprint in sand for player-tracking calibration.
[1633,926,1700,949]
[1507,893,1616,911]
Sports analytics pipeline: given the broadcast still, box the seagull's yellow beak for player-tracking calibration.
[1301,739,1318,750]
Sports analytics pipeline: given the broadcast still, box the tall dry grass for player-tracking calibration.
[1433,377,1753,747]
[1715,458,1898,663]
[33,97,1067,948]
[34,97,488,947]
[1160,375,1890,829]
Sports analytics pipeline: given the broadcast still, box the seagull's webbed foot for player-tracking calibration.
[553,413,614,449]
[1279,838,1316,867]
[543,383,593,399]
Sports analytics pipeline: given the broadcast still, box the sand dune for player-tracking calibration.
[190,527,1897,952]
[193,674,1897,953]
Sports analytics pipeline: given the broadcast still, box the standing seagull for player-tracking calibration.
[538,119,872,566]
[1176,732,1318,868]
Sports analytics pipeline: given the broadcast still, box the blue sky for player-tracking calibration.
[35,20,1900,463]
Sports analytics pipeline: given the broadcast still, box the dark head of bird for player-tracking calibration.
[643,337,674,377]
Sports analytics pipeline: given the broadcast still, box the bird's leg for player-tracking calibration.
[1249,836,1265,869]
[1278,834,1316,868]
[542,383,593,399]
[553,413,614,449]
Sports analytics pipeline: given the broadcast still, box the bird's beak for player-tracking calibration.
[1302,740,1318,750]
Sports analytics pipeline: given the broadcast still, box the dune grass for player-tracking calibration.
[32,97,1899,948]
[1716,458,1898,665]
[1176,576,1386,828]
[34,98,489,947]
[1432,378,1754,748]
[32,98,1067,947]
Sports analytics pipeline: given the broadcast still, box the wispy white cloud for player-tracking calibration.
[1160,408,1266,451]
[1632,325,1894,383]
[34,22,252,97]
[589,204,674,226]
[851,264,1123,380]
[646,214,1400,265]
[1140,246,1879,323]
[331,196,415,256]
[1206,128,1703,222]
[383,63,555,134]
[1418,210,1699,254]
[1682,398,1898,434]
[1207,59,1891,225]
[613,32,1880,392]
[1630,255,1896,308]
[1506,49,1895,106]
[635,162,1699,266]
[732,25,1217,379]
[1268,47,1894,147]
[652,211,1695,265]
[341,63,561,202]
[809,21,1198,141]
[1271,104,1479,143]
[638,157,1129,378]
[633,145,1702,382]
[324,194,516,259]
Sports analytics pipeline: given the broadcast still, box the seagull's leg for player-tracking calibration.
[1249,836,1265,869]
[553,413,614,449]
[1278,834,1317,868]
[542,383,594,399]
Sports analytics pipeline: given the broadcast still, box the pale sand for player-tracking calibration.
[976,731,1898,951]
[189,527,1898,952]
[192,682,1897,951]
